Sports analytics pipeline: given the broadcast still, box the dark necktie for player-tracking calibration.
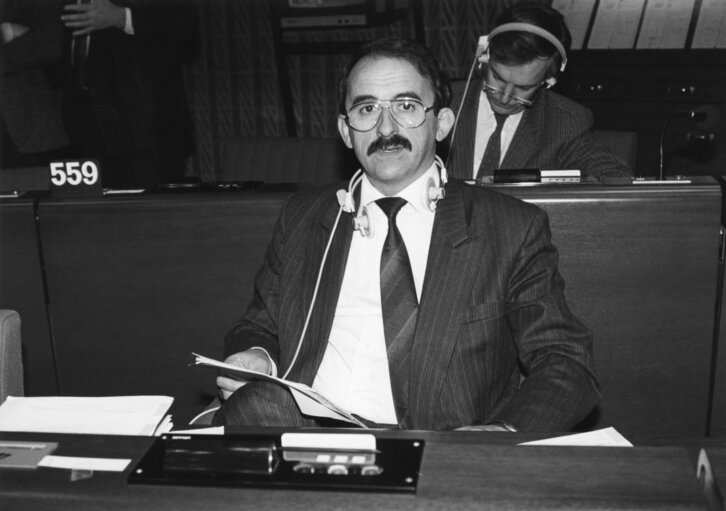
[476,113,507,182]
[377,197,418,425]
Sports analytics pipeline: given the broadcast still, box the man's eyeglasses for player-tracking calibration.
[482,82,535,108]
[344,98,434,132]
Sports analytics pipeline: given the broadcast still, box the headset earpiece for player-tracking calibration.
[545,76,557,88]
[352,205,372,238]
[425,156,447,211]
[425,179,445,212]
[476,35,490,64]
[336,189,355,213]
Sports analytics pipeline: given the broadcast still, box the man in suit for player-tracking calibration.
[60,0,197,189]
[0,0,69,168]
[447,3,631,183]
[213,37,600,432]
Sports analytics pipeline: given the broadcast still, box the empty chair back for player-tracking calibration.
[221,136,359,184]
[0,310,23,404]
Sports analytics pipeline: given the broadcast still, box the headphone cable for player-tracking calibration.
[282,170,363,379]
[445,53,480,170]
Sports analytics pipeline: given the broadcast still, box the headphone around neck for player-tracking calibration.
[336,155,448,238]
[283,156,447,381]
[477,21,568,89]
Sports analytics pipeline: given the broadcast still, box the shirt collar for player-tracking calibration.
[360,162,440,213]
[480,89,524,124]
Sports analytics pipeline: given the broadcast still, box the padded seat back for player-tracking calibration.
[0,310,23,404]
[221,136,359,184]
[593,130,638,170]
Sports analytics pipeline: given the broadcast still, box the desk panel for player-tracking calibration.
[0,432,706,510]
[35,183,722,435]
[506,183,721,438]
[38,192,287,422]
[0,196,57,396]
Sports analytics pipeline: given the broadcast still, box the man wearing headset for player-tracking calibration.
[213,37,600,432]
[447,3,631,183]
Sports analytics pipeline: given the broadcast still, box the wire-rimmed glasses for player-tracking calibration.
[482,82,535,108]
[344,98,434,132]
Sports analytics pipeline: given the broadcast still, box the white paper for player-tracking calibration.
[552,0,597,49]
[692,0,726,48]
[193,353,367,428]
[281,432,376,450]
[637,0,695,49]
[168,426,225,435]
[518,427,633,447]
[0,396,173,436]
[588,0,645,49]
[153,415,174,436]
[39,455,131,472]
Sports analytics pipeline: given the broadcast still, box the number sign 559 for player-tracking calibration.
[49,160,103,197]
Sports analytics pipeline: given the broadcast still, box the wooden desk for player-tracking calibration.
[16,181,726,435]
[36,191,287,421]
[499,182,723,438]
[0,431,708,510]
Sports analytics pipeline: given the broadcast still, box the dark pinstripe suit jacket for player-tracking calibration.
[0,0,68,154]
[225,179,600,432]
[447,77,632,181]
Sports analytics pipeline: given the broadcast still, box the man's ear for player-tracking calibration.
[338,115,353,148]
[435,107,455,142]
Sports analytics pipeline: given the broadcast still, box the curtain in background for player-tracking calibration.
[184,0,531,180]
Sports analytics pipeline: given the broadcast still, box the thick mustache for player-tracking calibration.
[367,135,412,156]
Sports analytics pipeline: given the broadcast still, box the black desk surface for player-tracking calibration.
[0,430,713,510]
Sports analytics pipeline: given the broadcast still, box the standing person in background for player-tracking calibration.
[0,0,69,169]
[61,0,198,189]
[446,3,631,183]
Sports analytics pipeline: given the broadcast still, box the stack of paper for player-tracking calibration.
[0,395,174,436]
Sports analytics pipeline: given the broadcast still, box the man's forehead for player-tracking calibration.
[346,56,433,101]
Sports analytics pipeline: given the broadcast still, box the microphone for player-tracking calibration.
[689,104,719,129]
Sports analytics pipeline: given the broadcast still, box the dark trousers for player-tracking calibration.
[211,381,393,429]
[212,381,321,428]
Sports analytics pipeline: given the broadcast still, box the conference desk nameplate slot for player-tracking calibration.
[129,434,424,493]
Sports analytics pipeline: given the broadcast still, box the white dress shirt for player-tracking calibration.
[312,163,440,424]
[472,91,523,178]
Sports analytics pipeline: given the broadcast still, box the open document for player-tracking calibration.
[193,353,367,428]
[0,395,173,436]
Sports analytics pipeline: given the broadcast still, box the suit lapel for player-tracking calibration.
[290,196,354,384]
[407,183,480,427]
[501,92,547,169]
[450,78,483,179]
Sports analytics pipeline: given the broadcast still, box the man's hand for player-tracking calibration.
[61,0,126,37]
[216,349,272,401]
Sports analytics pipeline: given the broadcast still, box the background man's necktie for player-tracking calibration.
[377,197,418,426]
[476,113,507,182]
